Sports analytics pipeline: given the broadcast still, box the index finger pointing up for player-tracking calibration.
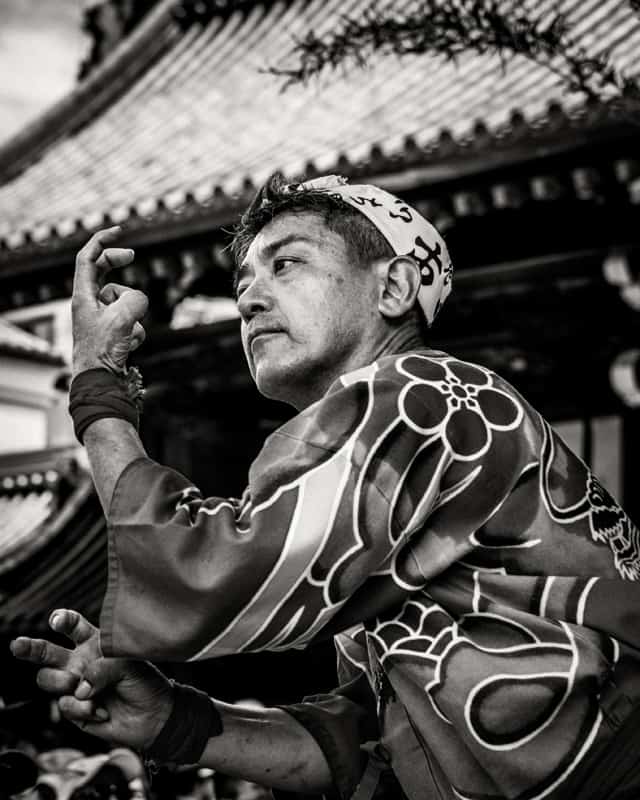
[73,227,132,305]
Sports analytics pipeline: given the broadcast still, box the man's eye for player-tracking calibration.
[236,284,248,299]
[274,258,297,273]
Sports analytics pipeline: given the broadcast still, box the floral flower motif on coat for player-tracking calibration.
[396,355,524,461]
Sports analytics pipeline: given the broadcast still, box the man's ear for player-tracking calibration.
[376,256,421,319]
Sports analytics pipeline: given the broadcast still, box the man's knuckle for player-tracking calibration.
[135,290,149,309]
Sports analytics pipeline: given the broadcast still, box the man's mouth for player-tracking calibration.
[249,330,284,350]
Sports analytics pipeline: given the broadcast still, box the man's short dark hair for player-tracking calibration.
[230,173,395,278]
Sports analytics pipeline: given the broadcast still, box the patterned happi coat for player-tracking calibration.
[101,350,640,800]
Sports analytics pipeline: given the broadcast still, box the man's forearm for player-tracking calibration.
[83,419,147,515]
[199,701,334,795]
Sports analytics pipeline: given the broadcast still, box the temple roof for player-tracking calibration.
[0,448,105,635]
[0,0,638,252]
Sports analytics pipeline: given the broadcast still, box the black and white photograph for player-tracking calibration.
[0,2,639,798]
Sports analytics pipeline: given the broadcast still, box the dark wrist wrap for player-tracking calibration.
[145,681,223,765]
[69,367,144,444]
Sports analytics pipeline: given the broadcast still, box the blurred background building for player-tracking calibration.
[0,0,639,768]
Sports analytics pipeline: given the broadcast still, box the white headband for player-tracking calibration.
[288,175,453,326]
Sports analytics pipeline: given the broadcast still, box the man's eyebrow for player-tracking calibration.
[260,232,317,259]
[234,233,317,293]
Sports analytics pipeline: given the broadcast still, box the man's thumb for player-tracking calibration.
[75,658,128,699]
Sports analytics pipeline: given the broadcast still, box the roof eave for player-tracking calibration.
[1,98,637,266]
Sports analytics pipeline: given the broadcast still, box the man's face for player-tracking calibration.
[236,211,380,408]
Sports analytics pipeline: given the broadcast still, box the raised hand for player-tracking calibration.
[10,609,173,750]
[72,227,149,377]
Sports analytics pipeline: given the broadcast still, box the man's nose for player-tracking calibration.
[237,276,273,321]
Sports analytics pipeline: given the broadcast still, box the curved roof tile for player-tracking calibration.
[0,479,106,635]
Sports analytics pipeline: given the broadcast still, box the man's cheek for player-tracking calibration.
[241,340,256,376]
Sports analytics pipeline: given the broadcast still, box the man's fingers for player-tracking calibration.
[130,321,146,351]
[59,694,95,720]
[73,227,132,305]
[10,637,71,669]
[95,248,135,273]
[99,283,132,305]
[100,284,148,327]
[99,285,147,347]
[49,609,98,646]
[114,288,149,323]
[59,695,109,727]
[74,656,132,701]
[36,668,80,695]
[76,227,123,265]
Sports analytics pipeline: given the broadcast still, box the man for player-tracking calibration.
[11,174,640,800]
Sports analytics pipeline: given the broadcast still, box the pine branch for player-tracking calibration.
[266,0,640,104]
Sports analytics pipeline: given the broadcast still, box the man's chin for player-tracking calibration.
[254,365,296,404]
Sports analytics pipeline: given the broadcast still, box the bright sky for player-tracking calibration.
[0,0,88,145]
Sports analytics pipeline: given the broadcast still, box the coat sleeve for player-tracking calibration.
[273,672,381,800]
[100,354,532,660]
